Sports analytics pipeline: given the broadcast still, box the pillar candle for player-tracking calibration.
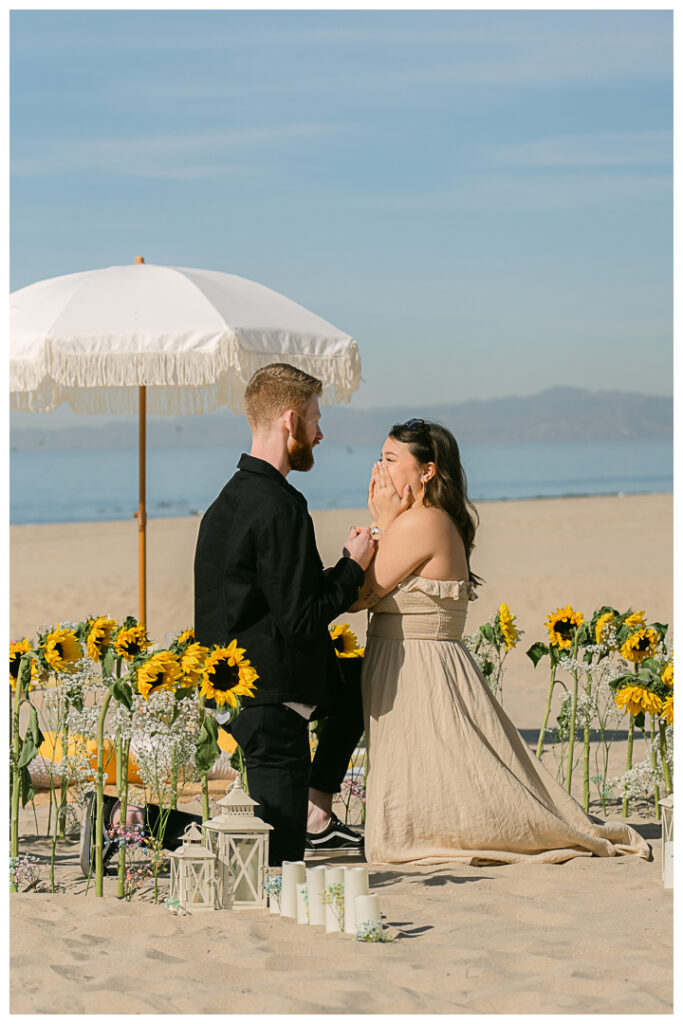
[324,865,344,933]
[343,866,369,934]
[306,865,326,926]
[354,893,381,932]
[296,882,309,924]
[280,860,305,918]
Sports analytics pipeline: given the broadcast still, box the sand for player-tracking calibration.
[9,493,673,1014]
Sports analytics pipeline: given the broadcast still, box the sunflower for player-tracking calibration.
[614,685,663,717]
[200,640,259,707]
[10,638,37,690]
[113,624,152,662]
[595,612,615,646]
[620,628,660,665]
[623,610,646,630]
[661,662,673,688]
[86,616,118,662]
[329,623,364,658]
[498,603,519,649]
[175,627,195,648]
[545,605,584,650]
[179,642,209,687]
[42,625,83,673]
[660,695,673,725]
[136,650,182,699]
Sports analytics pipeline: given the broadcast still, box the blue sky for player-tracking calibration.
[10,8,673,422]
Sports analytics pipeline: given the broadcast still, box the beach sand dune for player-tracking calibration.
[10,494,673,1013]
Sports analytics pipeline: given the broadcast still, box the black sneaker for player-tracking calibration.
[305,812,364,853]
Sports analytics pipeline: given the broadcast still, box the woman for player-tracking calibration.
[351,418,649,865]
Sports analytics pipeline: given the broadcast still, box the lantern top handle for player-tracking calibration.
[183,822,205,843]
[217,776,259,815]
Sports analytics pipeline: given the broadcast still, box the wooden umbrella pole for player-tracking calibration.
[138,384,147,626]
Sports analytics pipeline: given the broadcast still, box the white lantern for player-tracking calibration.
[203,777,273,909]
[168,822,217,912]
[660,793,673,889]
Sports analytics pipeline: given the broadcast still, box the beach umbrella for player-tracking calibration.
[10,258,361,623]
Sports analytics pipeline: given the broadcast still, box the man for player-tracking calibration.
[194,363,374,866]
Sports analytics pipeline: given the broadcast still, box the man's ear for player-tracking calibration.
[281,408,297,437]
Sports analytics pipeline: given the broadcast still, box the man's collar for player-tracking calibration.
[237,453,307,506]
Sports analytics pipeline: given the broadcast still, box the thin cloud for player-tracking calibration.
[473,132,672,171]
[11,123,344,179]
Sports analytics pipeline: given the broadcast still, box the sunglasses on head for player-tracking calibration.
[403,418,425,430]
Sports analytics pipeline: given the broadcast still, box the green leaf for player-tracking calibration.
[20,765,35,807]
[195,714,221,775]
[480,623,495,644]
[609,673,639,692]
[18,705,45,768]
[549,644,561,668]
[633,712,646,730]
[106,678,133,709]
[101,647,116,678]
[481,659,495,678]
[17,654,34,690]
[526,642,549,667]
[173,686,196,702]
[651,622,668,640]
[575,623,592,646]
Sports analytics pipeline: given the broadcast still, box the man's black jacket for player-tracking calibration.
[194,453,364,715]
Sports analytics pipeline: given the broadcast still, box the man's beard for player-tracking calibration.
[287,420,316,472]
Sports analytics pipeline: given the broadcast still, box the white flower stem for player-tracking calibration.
[95,690,113,897]
[536,662,558,759]
[659,721,672,795]
[649,716,661,820]
[621,716,635,818]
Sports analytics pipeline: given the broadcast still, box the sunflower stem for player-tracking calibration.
[57,714,69,839]
[536,662,558,759]
[95,690,113,897]
[10,656,31,875]
[565,666,579,795]
[658,720,672,795]
[48,770,58,893]
[582,672,592,812]
[649,716,661,820]
[621,716,635,818]
[117,738,131,900]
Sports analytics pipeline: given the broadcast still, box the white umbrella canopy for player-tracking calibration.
[10,260,362,623]
[10,262,361,413]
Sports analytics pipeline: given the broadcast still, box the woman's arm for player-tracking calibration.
[348,509,436,610]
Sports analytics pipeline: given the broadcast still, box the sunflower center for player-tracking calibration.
[210,661,241,692]
[332,636,347,654]
[635,635,651,651]
[54,642,65,659]
[146,669,164,691]
[10,655,20,679]
[554,620,574,639]
[125,641,141,656]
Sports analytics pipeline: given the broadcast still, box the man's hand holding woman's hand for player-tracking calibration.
[344,526,376,570]
[368,461,414,530]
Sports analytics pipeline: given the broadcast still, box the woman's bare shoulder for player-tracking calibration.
[386,505,452,536]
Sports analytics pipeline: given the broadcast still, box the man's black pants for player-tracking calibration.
[229,662,364,866]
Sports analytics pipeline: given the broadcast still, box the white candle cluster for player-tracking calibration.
[274,861,381,937]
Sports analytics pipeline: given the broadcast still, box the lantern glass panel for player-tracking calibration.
[231,837,260,903]
[205,830,234,908]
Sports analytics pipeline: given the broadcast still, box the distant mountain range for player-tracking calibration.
[10,387,672,451]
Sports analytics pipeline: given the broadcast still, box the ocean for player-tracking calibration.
[9,439,672,526]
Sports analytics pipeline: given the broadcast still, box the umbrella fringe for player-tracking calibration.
[10,339,362,414]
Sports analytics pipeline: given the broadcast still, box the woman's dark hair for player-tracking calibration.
[389,418,483,586]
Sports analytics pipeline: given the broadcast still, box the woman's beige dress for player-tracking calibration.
[361,574,650,865]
